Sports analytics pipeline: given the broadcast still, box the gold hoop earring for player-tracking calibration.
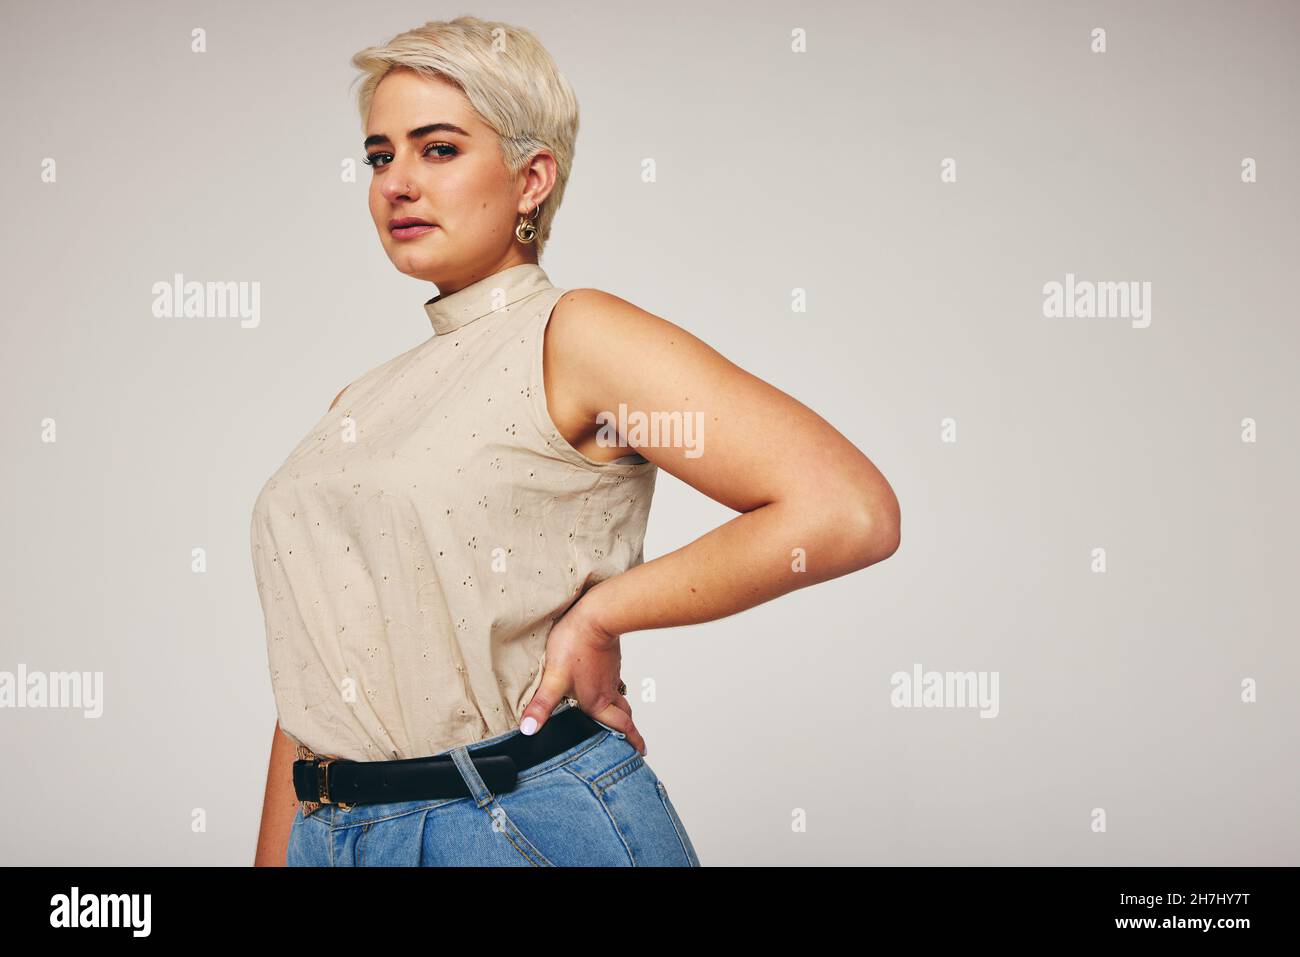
[515,204,540,244]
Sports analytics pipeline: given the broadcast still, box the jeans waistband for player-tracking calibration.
[300,698,615,828]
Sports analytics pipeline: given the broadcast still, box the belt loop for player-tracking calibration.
[449,746,495,808]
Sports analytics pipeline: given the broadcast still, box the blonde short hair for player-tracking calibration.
[350,16,579,256]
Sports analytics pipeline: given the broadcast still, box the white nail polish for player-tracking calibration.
[520,716,538,735]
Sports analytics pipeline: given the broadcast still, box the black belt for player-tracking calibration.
[292,705,604,808]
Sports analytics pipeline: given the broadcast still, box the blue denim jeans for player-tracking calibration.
[286,704,701,866]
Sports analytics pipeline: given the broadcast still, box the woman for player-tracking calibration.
[252,15,900,867]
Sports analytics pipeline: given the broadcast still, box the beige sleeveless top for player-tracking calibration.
[249,262,657,763]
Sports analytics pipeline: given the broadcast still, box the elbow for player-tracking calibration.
[797,480,900,570]
[850,489,901,567]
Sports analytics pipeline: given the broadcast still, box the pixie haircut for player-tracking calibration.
[349,15,579,256]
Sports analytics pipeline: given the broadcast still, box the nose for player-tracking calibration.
[378,159,419,204]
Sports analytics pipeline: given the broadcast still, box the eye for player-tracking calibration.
[362,142,459,168]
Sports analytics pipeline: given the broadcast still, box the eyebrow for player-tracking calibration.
[363,122,471,150]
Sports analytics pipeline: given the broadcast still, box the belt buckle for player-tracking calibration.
[316,758,354,810]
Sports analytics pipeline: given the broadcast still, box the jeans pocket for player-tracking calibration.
[285,806,328,867]
[655,779,701,867]
[590,716,627,739]
[285,810,304,867]
[483,800,555,866]
[587,754,697,867]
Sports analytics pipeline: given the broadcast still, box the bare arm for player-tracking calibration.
[549,289,901,638]
[253,721,301,866]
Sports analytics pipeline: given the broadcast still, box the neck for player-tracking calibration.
[429,251,539,297]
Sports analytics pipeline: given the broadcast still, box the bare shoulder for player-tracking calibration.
[537,287,713,458]
[542,285,900,545]
[550,287,694,341]
[541,285,756,449]
[547,287,728,379]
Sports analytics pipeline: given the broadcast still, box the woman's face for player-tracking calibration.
[363,68,542,293]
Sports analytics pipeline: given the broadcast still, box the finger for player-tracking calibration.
[520,667,571,736]
[593,700,648,757]
[614,695,649,757]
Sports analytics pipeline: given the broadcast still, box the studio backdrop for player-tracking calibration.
[1,0,1296,865]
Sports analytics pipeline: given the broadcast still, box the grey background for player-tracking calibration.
[1,0,1296,865]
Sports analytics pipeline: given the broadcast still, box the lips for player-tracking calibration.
[390,218,438,241]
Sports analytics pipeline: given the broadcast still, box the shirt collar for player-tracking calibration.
[423,263,554,335]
